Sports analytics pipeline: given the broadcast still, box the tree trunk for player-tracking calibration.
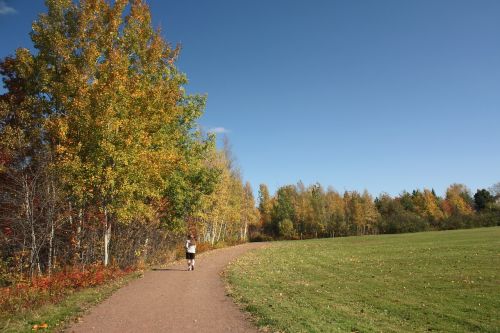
[210,220,218,245]
[221,222,226,242]
[216,220,225,243]
[77,208,83,263]
[48,216,55,276]
[25,176,38,279]
[202,219,211,243]
[47,182,56,276]
[30,222,38,279]
[143,237,149,260]
[104,208,111,266]
[242,220,248,241]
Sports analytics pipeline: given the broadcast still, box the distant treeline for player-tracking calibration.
[253,182,500,241]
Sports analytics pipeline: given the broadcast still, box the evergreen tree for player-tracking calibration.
[474,189,494,211]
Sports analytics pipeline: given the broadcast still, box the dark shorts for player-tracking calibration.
[186,252,195,260]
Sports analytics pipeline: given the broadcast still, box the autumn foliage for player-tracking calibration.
[254,182,500,240]
[0,265,131,315]
[0,0,498,323]
[0,0,258,294]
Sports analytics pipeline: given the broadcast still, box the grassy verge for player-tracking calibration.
[226,227,500,333]
[0,271,141,333]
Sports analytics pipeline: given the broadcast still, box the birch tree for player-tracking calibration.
[1,0,212,267]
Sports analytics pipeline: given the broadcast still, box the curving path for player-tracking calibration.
[68,242,266,333]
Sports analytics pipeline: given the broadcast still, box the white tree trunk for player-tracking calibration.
[104,208,111,266]
[77,208,83,262]
[202,221,211,243]
[30,222,38,278]
[243,220,248,241]
[143,238,149,259]
[48,182,56,276]
[25,176,38,279]
[210,220,218,245]
[48,216,55,276]
[217,221,225,243]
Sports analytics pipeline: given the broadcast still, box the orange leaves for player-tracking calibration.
[445,184,474,216]
[32,323,48,330]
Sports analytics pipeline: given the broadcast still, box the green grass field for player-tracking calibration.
[226,227,500,333]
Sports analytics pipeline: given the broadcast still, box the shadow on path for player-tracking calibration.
[151,268,186,272]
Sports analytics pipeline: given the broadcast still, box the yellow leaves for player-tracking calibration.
[422,189,444,220]
[55,144,67,154]
[445,184,474,216]
[1,0,212,235]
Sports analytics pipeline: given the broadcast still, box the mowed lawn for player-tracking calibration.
[226,227,500,333]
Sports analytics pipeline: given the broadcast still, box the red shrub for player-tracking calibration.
[0,265,134,316]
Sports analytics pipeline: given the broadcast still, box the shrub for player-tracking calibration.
[278,219,297,239]
[249,232,274,242]
[379,211,429,234]
[0,265,132,317]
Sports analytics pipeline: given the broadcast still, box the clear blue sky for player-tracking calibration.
[1,0,499,197]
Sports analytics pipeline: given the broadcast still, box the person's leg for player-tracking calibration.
[191,259,195,270]
[187,259,191,270]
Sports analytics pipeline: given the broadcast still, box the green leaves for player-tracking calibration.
[27,0,210,225]
[1,0,218,268]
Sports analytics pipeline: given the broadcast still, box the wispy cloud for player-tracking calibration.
[208,127,230,134]
[0,1,16,15]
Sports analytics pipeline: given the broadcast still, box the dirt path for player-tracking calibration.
[67,242,265,333]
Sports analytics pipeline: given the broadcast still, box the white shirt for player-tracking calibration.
[186,240,196,254]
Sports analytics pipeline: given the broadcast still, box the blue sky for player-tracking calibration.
[1,0,499,197]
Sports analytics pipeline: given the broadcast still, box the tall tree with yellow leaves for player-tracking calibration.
[2,0,212,266]
[443,184,474,217]
[325,188,345,237]
[422,189,444,224]
[258,184,273,234]
[240,182,259,241]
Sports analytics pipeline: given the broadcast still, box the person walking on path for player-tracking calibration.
[185,234,197,271]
